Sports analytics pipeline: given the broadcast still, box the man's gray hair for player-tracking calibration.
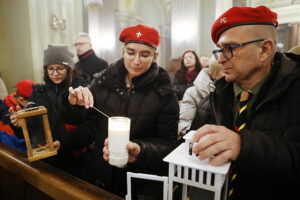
[75,32,91,40]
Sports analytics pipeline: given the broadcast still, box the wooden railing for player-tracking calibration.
[0,143,124,200]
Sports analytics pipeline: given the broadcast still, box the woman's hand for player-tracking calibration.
[68,86,94,108]
[52,140,61,150]
[103,138,141,163]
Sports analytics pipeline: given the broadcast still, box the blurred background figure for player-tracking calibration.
[171,50,202,100]
[0,75,8,101]
[74,32,108,82]
[0,79,35,152]
[0,79,35,130]
[178,57,224,137]
[288,45,300,55]
[166,57,181,76]
[199,55,210,68]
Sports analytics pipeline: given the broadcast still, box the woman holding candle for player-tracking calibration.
[61,24,179,199]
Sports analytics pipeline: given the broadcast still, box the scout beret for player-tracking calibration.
[119,24,160,48]
[211,6,278,44]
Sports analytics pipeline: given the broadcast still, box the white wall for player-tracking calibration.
[28,0,84,83]
[0,0,84,90]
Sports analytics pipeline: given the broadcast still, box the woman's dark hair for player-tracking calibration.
[175,50,202,84]
[43,66,82,87]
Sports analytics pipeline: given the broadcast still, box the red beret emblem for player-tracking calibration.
[220,17,227,24]
[136,32,142,38]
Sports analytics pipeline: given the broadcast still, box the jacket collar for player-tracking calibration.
[254,52,299,108]
[78,49,95,61]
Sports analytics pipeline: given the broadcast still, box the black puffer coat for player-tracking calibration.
[62,59,179,197]
[193,52,300,200]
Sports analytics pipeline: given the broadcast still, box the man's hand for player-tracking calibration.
[103,138,141,163]
[192,124,241,166]
[68,86,94,108]
[9,106,22,127]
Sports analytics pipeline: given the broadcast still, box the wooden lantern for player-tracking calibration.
[16,106,57,162]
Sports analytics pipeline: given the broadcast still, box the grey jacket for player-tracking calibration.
[178,68,215,135]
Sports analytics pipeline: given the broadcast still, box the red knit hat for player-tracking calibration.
[119,24,160,48]
[16,80,35,98]
[211,6,278,44]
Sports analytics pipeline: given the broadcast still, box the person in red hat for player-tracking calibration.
[0,80,35,152]
[191,5,300,200]
[60,24,179,199]
[0,80,35,135]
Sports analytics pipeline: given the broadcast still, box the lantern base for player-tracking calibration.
[28,147,57,162]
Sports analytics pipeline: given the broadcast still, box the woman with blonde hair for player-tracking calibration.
[178,56,224,137]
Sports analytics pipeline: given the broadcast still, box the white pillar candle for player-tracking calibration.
[108,116,131,168]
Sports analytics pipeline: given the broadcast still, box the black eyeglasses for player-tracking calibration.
[212,39,264,60]
[47,67,67,74]
[74,42,90,47]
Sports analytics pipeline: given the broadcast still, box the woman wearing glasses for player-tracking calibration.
[60,25,179,199]
[10,44,94,182]
[171,50,202,100]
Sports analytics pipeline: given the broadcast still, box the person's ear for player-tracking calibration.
[122,46,125,57]
[259,39,275,62]
[153,52,159,63]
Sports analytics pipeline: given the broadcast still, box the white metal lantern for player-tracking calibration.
[126,130,230,200]
[163,130,230,200]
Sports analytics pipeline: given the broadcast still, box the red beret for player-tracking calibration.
[211,6,278,44]
[119,24,160,48]
[16,80,35,98]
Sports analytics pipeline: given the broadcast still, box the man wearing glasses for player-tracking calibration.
[191,6,300,200]
[74,32,108,81]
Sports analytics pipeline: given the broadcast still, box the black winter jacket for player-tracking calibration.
[193,52,300,200]
[170,73,194,100]
[75,49,108,81]
[62,59,179,197]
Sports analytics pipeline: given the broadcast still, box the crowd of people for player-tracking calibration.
[1,5,300,200]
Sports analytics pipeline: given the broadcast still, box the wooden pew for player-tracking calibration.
[0,142,124,200]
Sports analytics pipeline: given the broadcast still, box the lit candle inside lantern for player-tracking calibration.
[108,117,131,168]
